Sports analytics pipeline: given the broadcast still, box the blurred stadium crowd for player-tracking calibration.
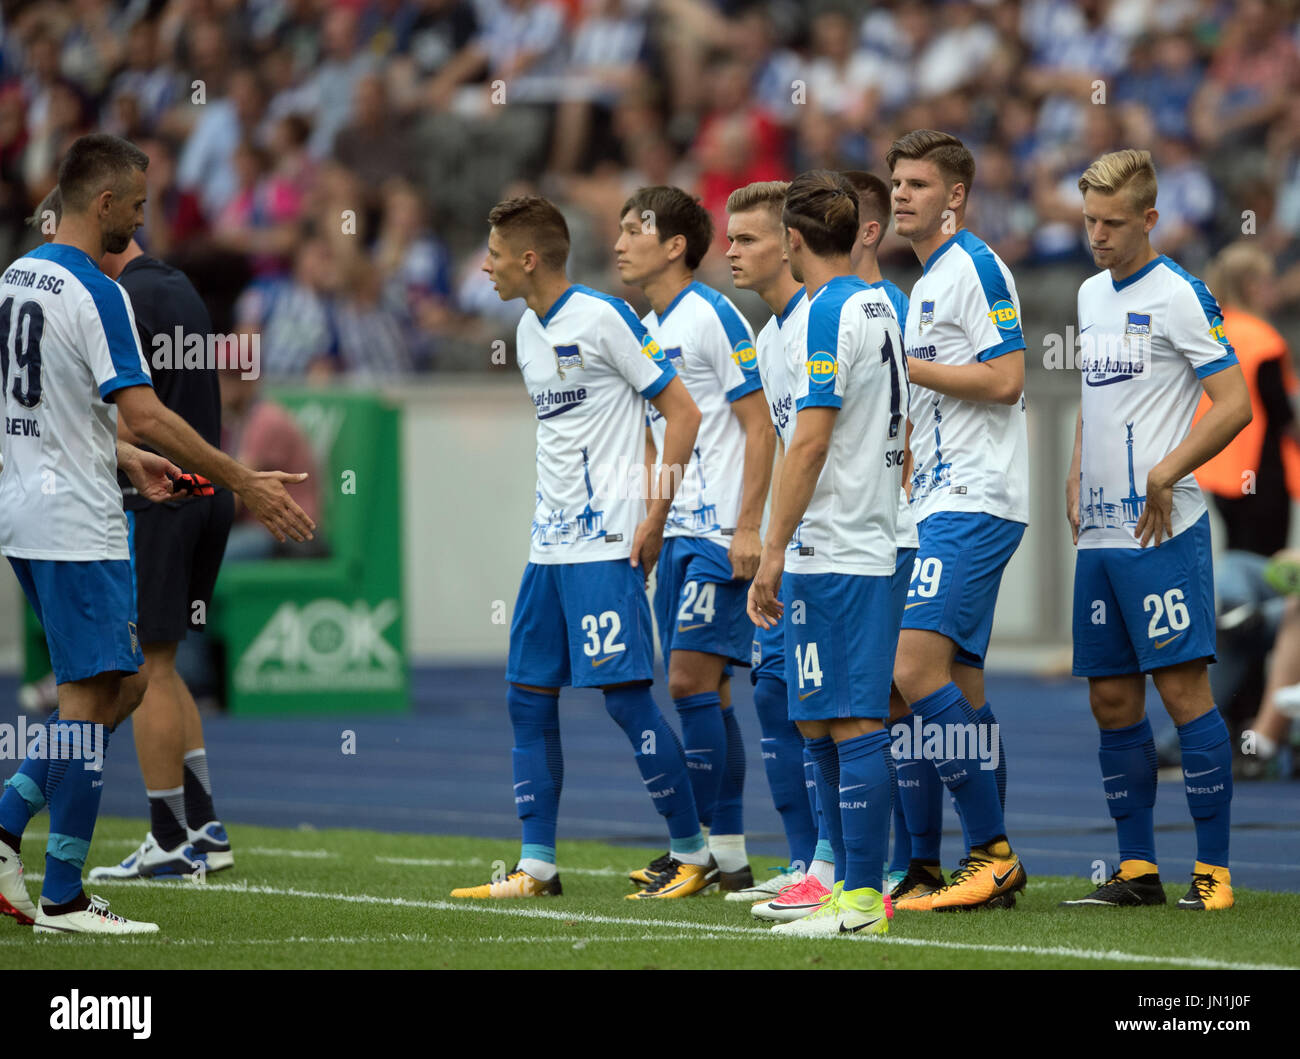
[0,0,1297,376]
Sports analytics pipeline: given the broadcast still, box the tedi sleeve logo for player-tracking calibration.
[50,990,151,1039]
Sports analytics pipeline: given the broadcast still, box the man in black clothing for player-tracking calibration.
[84,231,239,880]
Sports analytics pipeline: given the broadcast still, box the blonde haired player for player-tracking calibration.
[1063,149,1251,910]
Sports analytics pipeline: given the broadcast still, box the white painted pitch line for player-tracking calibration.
[22,833,336,859]
[25,874,1291,970]
[374,855,624,877]
[243,847,337,859]
[0,933,743,948]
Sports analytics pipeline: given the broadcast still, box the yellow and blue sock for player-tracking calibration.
[754,677,816,867]
[915,683,1004,846]
[806,735,844,882]
[605,684,702,846]
[1098,716,1158,864]
[672,691,724,827]
[43,720,110,905]
[710,705,745,837]
[1177,709,1232,869]
[836,730,892,893]
[507,686,563,869]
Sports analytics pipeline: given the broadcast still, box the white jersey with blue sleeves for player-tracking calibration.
[904,230,1029,526]
[0,243,152,561]
[1076,255,1238,550]
[788,275,905,576]
[868,277,919,550]
[518,283,675,565]
[754,287,804,443]
[644,280,762,545]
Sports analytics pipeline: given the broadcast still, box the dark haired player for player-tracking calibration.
[615,186,774,892]
[451,195,715,900]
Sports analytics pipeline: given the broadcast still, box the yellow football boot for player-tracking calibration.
[625,856,718,899]
[450,864,562,898]
[1177,862,1234,910]
[930,841,1026,911]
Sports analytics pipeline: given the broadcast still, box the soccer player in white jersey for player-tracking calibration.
[842,169,922,895]
[614,186,775,891]
[0,134,314,935]
[450,196,716,900]
[888,130,1027,911]
[1063,150,1251,911]
[749,170,907,936]
[722,180,824,909]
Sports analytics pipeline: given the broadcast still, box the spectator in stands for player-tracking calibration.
[332,72,415,203]
[137,135,206,260]
[177,65,267,220]
[211,137,303,279]
[238,231,340,380]
[546,0,649,176]
[1240,576,1300,779]
[373,179,455,371]
[301,5,377,158]
[106,18,179,135]
[1195,242,1300,554]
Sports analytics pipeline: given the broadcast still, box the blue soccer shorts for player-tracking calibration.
[1072,512,1216,677]
[783,570,898,722]
[901,511,1025,669]
[750,580,788,685]
[653,536,752,667]
[9,557,142,684]
[507,559,655,689]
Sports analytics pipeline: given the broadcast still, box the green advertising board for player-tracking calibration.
[19,388,409,716]
[208,388,408,715]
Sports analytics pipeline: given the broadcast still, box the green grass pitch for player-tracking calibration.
[6,816,1298,970]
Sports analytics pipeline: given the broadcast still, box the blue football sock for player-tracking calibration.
[605,685,701,843]
[711,706,745,836]
[835,730,892,893]
[893,715,945,862]
[1098,717,1158,864]
[888,761,911,874]
[672,691,724,827]
[913,683,1005,847]
[0,708,61,839]
[43,720,109,905]
[507,686,563,863]
[0,708,63,839]
[806,736,844,883]
[1177,709,1232,869]
[977,703,1007,810]
[754,678,816,867]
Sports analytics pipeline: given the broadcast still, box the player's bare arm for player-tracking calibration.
[116,440,182,503]
[1066,407,1082,546]
[113,384,316,543]
[728,389,776,581]
[749,406,834,628]
[906,348,1024,405]
[1135,364,1252,548]
[631,375,700,574]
